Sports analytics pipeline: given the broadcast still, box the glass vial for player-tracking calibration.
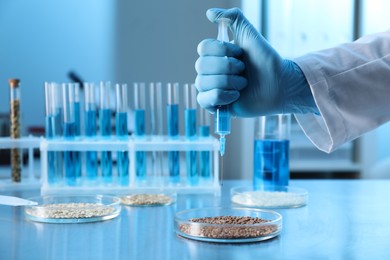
[9,78,21,182]
[253,114,291,189]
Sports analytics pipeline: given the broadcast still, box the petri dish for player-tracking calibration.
[24,195,121,223]
[231,186,308,209]
[120,192,176,207]
[174,207,282,243]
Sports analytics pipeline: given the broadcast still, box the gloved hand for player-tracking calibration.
[195,8,319,116]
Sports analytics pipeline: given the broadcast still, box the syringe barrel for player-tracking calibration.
[214,106,230,135]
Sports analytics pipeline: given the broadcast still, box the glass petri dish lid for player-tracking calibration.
[120,191,176,207]
[175,207,282,243]
[231,186,308,209]
[24,195,121,223]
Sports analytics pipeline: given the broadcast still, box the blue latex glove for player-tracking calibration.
[195,8,319,116]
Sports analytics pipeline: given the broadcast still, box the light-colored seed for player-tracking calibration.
[121,194,173,206]
[26,203,115,219]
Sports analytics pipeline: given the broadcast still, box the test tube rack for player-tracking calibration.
[40,136,221,195]
[0,136,41,190]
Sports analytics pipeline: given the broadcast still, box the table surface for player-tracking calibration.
[1,180,390,260]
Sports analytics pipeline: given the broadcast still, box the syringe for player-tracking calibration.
[215,18,231,156]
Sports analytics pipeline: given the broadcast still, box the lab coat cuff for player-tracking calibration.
[293,57,347,153]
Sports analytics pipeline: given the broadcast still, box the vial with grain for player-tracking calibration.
[9,79,21,182]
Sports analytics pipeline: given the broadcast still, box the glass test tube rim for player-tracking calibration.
[184,83,197,109]
[84,82,96,111]
[133,82,146,110]
[44,82,52,116]
[167,82,179,105]
[62,83,75,123]
[116,83,128,113]
[149,82,164,136]
[100,81,111,109]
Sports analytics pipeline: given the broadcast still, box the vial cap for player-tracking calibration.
[8,79,20,88]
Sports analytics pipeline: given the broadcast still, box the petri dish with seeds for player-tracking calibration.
[120,192,176,207]
[24,195,121,223]
[231,186,308,209]
[174,207,282,243]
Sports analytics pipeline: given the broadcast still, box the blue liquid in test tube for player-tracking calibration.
[62,83,79,186]
[134,82,146,180]
[116,83,129,186]
[184,83,198,185]
[84,83,98,181]
[253,139,290,189]
[100,81,112,184]
[167,103,180,183]
[73,84,81,180]
[199,105,211,179]
[167,82,180,183]
[44,82,62,184]
[116,112,129,185]
[134,109,146,179]
[100,108,112,183]
[85,109,98,180]
[63,121,77,185]
[185,109,197,185]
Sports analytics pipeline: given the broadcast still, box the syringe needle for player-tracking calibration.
[219,136,226,156]
[220,154,224,186]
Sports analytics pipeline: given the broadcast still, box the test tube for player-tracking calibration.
[253,114,291,189]
[184,83,198,185]
[116,83,129,186]
[9,79,21,182]
[214,18,232,157]
[53,82,63,136]
[99,81,113,184]
[74,83,81,136]
[73,83,82,180]
[45,82,63,184]
[133,82,146,180]
[62,83,80,186]
[84,82,98,181]
[198,103,211,179]
[149,82,164,178]
[167,82,180,183]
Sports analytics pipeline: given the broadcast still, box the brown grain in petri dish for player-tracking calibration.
[179,216,278,239]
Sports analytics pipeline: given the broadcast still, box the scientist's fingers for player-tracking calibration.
[195,56,245,75]
[197,39,242,57]
[206,8,260,44]
[195,75,247,92]
[197,89,240,109]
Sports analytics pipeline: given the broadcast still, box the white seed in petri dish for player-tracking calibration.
[121,194,173,206]
[25,203,115,219]
[232,191,306,207]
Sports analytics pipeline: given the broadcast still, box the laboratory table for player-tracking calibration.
[1,180,390,260]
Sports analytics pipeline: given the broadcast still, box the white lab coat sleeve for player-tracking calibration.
[293,30,390,153]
